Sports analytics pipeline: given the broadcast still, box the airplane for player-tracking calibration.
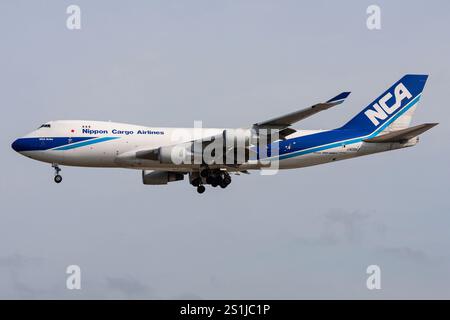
[11,74,437,194]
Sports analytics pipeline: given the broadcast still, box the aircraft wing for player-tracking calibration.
[364,123,438,143]
[253,92,351,130]
[133,92,351,162]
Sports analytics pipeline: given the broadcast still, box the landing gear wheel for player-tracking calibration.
[52,164,62,184]
[197,185,206,194]
[211,177,219,187]
[220,172,231,188]
[220,180,228,188]
[54,175,62,184]
[200,169,209,178]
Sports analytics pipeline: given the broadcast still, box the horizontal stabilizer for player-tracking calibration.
[364,123,438,143]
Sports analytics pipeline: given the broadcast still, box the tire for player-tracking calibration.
[200,169,209,178]
[197,185,206,194]
[211,177,219,187]
[54,175,62,184]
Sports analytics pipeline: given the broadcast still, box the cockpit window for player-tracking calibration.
[39,124,51,128]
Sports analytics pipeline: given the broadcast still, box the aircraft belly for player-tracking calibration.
[21,150,65,165]
[278,143,362,169]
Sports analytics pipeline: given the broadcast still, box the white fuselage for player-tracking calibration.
[13,120,417,172]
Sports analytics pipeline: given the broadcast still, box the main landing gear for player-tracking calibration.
[190,169,232,194]
[197,185,206,194]
[52,164,62,184]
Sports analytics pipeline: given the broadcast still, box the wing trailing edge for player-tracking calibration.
[254,92,351,130]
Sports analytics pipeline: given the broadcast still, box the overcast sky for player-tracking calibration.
[1,0,449,299]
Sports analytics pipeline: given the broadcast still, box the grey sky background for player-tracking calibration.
[0,0,449,299]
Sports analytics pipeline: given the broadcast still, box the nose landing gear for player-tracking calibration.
[52,164,62,184]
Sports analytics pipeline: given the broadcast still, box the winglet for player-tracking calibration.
[326,92,351,105]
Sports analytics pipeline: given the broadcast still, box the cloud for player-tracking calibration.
[323,209,371,243]
[0,254,177,299]
[105,276,152,298]
[0,254,42,269]
[377,246,429,263]
[0,253,45,299]
[293,209,387,247]
[171,292,203,300]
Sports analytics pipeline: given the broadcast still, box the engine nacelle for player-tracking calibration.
[142,170,184,185]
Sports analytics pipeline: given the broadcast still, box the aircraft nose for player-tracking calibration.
[11,138,23,152]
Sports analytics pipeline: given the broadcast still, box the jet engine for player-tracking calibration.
[142,170,184,185]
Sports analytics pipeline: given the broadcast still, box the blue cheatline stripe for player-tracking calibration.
[11,137,95,152]
[277,94,421,161]
[52,137,119,150]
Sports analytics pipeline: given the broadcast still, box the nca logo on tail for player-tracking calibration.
[365,83,412,126]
